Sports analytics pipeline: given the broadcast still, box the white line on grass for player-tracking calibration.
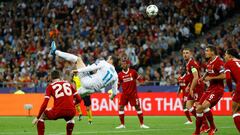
[0,126,235,135]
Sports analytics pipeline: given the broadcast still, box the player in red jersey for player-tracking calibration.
[32,70,81,135]
[182,48,209,132]
[177,71,192,124]
[224,48,240,132]
[116,57,149,129]
[193,45,225,135]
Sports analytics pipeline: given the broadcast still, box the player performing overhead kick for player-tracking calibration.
[50,41,118,100]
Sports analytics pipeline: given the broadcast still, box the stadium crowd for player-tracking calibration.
[0,0,238,89]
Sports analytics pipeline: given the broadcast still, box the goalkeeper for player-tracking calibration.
[72,73,93,124]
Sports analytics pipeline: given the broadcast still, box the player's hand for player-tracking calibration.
[71,70,78,74]
[198,78,203,84]
[32,117,39,126]
[204,76,212,81]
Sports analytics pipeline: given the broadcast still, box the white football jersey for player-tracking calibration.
[77,60,118,95]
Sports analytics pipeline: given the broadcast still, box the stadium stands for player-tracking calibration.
[0,0,238,89]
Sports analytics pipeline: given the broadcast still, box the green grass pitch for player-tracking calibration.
[0,116,238,135]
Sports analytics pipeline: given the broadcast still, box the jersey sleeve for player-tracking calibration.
[77,63,103,73]
[224,62,233,91]
[215,60,225,73]
[44,85,52,99]
[188,61,199,74]
[134,70,144,83]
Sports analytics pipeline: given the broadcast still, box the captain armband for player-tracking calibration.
[191,68,197,73]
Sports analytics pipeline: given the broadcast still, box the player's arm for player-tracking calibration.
[74,92,82,105]
[37,87,52,119]
[189,67,199,95]
[37,98,50,119]
[224,63,233,92]
[74,63,103,73]
[177,87,182,96]
[205,62,225,81]
[71,84,81,104]
[136,75,145,85]
[225,70,233,92]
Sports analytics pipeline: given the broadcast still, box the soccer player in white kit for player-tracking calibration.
[50,41,118,99]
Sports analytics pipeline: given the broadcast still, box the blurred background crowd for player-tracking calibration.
[0,0,239,89]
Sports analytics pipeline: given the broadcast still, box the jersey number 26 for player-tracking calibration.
[53,83,72,98]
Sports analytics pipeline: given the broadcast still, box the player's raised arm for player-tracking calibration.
[76,63,103,73]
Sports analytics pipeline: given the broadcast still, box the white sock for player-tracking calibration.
[55,50,78,62]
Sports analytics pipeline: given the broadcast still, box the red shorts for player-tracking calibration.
[119,94,139,106]
[187,83,205,101]
[199,87,224,108]
[45,108,76,121]
[182,92,189,103]
[232,84,240,103]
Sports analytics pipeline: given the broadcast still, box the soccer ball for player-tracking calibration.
[146,5,158,17]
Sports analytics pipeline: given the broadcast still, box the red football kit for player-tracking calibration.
[178,73,191,103]
[37,80,81,120]
[118,68,143,106]
[186,58,205,101]
[199,56,225,107]
[225,58,240,103]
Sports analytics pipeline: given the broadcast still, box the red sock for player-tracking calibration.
[189,107,196,117]
[37,120,45,135]
[233,113,240,132]
[184,109,192,122]
[137,111,144,125]
[195,113,203,134]
[66,121,74,135]
[204,109,215,129]
[119,111,125,125]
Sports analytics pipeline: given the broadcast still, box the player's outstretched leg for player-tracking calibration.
[37,119,45,135]
[66,120,75,135]
[49,41,80,63]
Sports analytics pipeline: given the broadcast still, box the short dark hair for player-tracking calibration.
[51,70,60,80]
[226,48,239,59]
[206,45,217,55]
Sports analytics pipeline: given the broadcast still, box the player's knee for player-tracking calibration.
[186,101,193,109]
[66,120,75,124]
